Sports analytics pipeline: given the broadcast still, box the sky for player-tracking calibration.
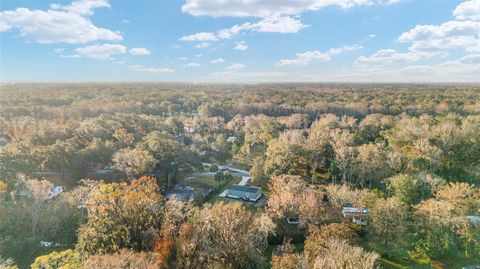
[1,0,480,82]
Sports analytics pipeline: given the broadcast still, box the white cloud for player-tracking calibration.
[184,62,201,67]
[227,63,246,70]
[211,58,225,64]
[453,0,480,21]
[359,0,480,69]
[129,48,151,56]
[121,19,130,24]
[234,41,248,51]
[54,48,65,53]
[195,54,203,57]
[252,15,308,33]
[50,0,110,15]
[179,57,188,61]
[75,43,127,59]
[355,49,435,65]
[369,33,376,38]
[458,54,480,64]
[195,42,211,48]
[398,20,480,53]
[180,32,218,41]
[189,15,308,43]
[218,23,249,39]
[397,1,480,54]
[60,54,82,58]
[0,0,122,44]
[129,65,173,74]
[331,58,480,82]
[277,51,330,66]
[182,0,396,18]
[112,60,126,64]
[277,44,362,66]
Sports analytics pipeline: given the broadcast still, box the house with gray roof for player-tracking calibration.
[225,184,262,202]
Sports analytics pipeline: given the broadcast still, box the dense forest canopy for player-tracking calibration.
[0,83,479,268]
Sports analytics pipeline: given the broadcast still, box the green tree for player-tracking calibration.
[31,249,82,269]
[369,197,409,257]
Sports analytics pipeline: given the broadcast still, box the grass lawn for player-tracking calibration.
[188,176,224,188]
[201,176,242,204]
[360,238,477,269]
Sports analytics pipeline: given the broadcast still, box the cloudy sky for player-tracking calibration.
[1,0,479,82]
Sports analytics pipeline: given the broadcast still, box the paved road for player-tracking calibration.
[200,162,251,186]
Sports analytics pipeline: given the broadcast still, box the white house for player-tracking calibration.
[48,186,64,199]
[342,206,369,226]
[225,184,262,202]
[226,136,237,143]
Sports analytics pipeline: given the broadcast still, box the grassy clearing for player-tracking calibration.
[188,176,224,188]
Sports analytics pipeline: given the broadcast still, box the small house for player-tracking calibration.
[226,136,237,143]
[342,207,368,218]
[286,217,300,225]
[342,206,369,226]
[48,186,64,199]
[226,184,262,202]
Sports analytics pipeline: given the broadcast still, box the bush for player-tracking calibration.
[31,249,82,269]
[209,164,219,172]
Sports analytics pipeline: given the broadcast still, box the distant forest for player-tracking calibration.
[0,83,479,268]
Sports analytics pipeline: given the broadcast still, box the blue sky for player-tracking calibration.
[1,0,479,82]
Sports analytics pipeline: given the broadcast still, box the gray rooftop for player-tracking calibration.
[228,184,261,194]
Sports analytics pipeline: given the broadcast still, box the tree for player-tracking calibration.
[0,180,7,195]
[369,197,409,257]
[214,170,233,182]
[267,175,306,219]
[303,223,378,269]
[353,142,395,188]
[264,136,310,176]
[177,202,275,268]
[0,256,18,269]
[112,147,156,179]
[387,173,445,205]
[35,140,76,181]
[330,129,356,184]
[250,157,265,184]
[387,174,422,205]
[311,238,379,269]
[76,177,164,255]
[271,240,303,269]
[25,179,53,236]
[31,249,82,269]
[83,250,159,269]
[304,223,358,267]
[139,131,201,187]
[410,182,480,263]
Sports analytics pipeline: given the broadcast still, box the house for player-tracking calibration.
[48,186,64,199]
[226,136,237,143]
[225,184,262,202]
[286,217,300,225]
[342,207,368,218]
[352,216,368,226]
[342,207,369,226]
